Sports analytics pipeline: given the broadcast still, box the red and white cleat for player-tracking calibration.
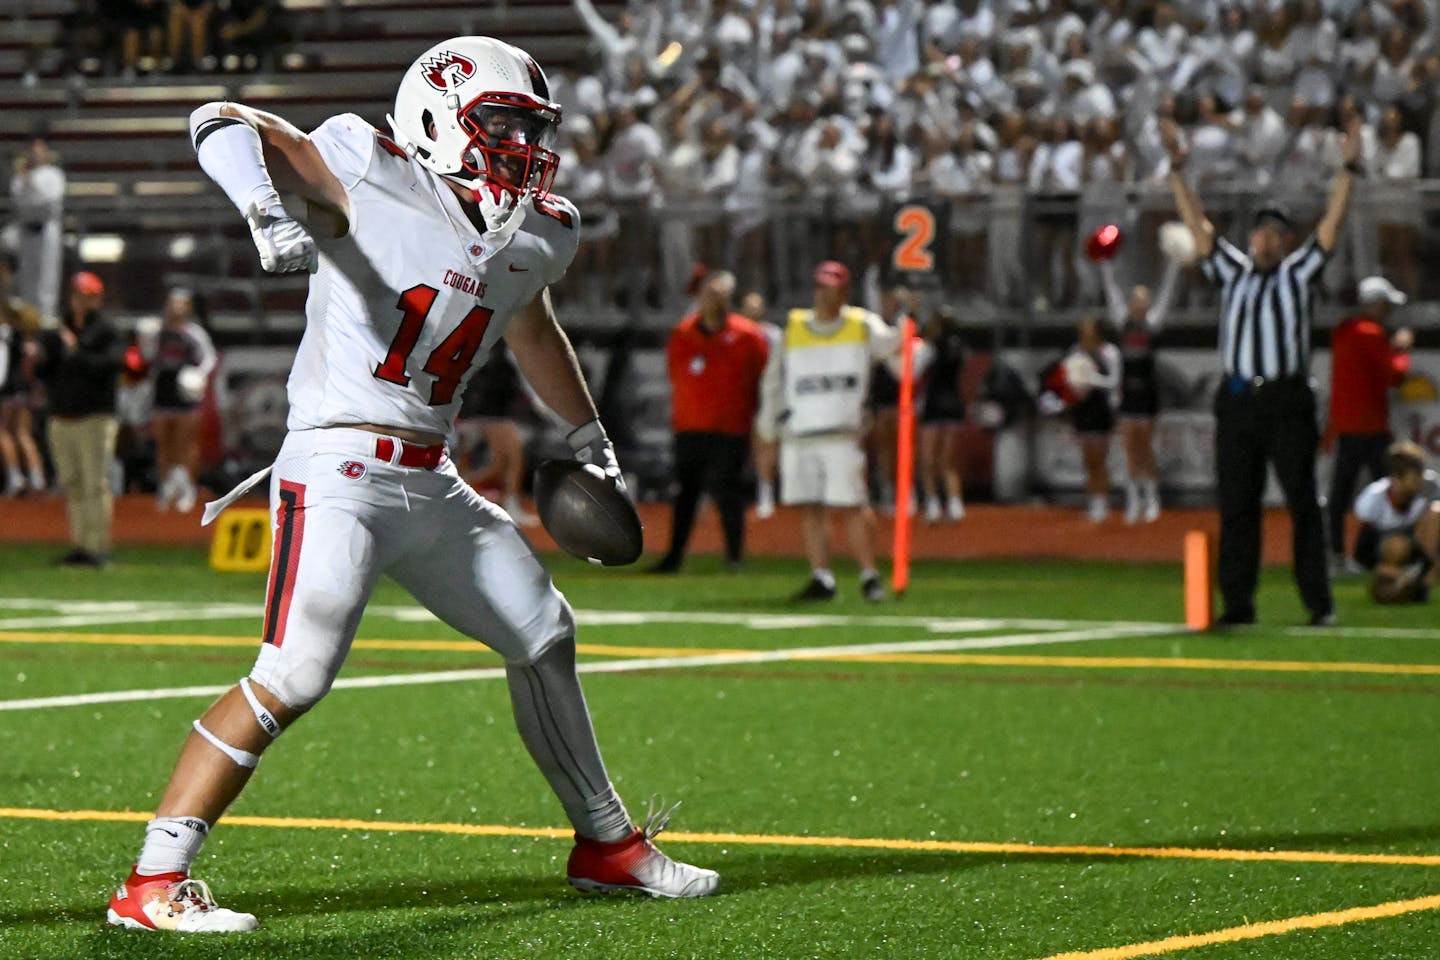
[567,802,719,898]
[106,868,259,932]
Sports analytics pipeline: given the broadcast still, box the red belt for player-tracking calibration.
[373,436,446,469]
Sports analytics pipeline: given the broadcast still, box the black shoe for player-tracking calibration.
[1212,609,1256,630]
[860,573,885,603]
[1306,611,1336,627]
[55,549,104,568]
[647,557,682,574]
[793,576,837,602]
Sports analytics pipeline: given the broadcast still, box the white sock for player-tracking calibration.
[859,567,879,582]
[1142,478,1159,502]
[28,467,45,489]
[136,816,210,876]
[813,568,836,589]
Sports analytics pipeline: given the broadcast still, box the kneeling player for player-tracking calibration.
[1353,441,1440,604]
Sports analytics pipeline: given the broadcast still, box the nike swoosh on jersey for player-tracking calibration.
[508,264,529,272]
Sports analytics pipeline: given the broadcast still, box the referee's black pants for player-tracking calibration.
[1326,432,1391,557]
[1214,379,1332,620]
[659,431,748,568]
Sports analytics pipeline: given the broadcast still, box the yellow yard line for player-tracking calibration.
[1031,892,1440,960]
[4,806,1440,868]
[813,650,1440,676]
[6,629,1440,678]
[0,630,745,658]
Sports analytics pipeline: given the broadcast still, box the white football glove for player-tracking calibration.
[567,418,629,500]
[244,203,318,273]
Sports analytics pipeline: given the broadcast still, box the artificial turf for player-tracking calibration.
[1,543,1438,960]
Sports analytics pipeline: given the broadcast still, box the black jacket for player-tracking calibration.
[34,311,124,417]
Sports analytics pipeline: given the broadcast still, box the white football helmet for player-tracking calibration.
[387,37,562,199]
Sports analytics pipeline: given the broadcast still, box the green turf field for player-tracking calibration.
[2,542,1439,960]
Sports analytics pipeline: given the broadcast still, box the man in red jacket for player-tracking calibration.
[1327,275,1413,571]
[651,270,770,572]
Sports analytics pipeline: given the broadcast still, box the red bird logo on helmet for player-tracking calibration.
[420,50,476,91]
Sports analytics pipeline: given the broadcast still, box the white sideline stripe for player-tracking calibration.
[0,597,1174,635]
[1285,626,1440,640]
[0,625,1158,712]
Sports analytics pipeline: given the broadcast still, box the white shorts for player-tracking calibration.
[780,436,867,508]
[248,427,573,710]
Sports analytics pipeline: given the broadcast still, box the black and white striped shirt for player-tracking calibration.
[1199,234,1328,380]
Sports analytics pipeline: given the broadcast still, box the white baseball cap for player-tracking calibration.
[1358,276,1407,306]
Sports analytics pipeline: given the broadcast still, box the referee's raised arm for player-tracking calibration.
[1315,116,1363,253]
[1160,119,1214,260]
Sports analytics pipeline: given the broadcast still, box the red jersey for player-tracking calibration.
[1328,315,1409,435]
[667,312,770,436]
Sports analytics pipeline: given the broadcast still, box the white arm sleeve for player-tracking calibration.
[189,102,284,215]
[187,322,219,379]
[1148,258,1182,331]
[865,310,903,359]
[1099,259,1127,327]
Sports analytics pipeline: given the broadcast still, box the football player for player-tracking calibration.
[105,37,717,933]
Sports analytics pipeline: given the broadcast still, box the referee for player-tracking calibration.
[1166,122,1360,627]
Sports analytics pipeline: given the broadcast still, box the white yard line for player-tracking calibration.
[0,625,1169,713]
[0,597,1175,635]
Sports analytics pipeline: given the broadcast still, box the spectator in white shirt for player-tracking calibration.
[8,139,64,323]
[1205,5,1258,107]
[603,99,664,303]
[1132,3,1189,82]
[875,0,923,83]
[1028,115,1083,307]
[1271,97,1334,192]
[1087,0,1135,71]
[572,0,660,88]
[1058,58,1117,128]
[1369,26,1417,108]
[1254,6,1298,86]
[918,123,992,292]
[1185,94,1239,187]
[1289,0,1339,107]
[1338,5,1381,82]
[551,122,615,306]
[1233,86,1288,186]
[1369,105,1422,294]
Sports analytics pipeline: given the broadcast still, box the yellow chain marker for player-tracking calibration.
[208,508,272,573]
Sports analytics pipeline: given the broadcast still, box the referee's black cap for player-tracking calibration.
[1252,202,1295,232]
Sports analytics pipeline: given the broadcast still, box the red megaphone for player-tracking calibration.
[1086,224,1123,262]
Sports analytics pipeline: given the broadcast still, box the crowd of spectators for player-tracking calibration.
[49,0,283,80]
[553,0,1440,307]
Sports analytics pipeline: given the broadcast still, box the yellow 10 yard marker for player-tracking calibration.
[208,508,272,573]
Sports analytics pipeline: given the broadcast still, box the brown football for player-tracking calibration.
[532,460,644,566]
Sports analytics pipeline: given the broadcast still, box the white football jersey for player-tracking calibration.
[288,113,580,435]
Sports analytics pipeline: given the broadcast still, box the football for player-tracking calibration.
[532,459,644,566]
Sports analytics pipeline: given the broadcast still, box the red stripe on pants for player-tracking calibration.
[262,480,307,648]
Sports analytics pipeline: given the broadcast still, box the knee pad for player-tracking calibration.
[250,644,341,713]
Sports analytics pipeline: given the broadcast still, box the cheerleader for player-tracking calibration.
[146,289,216,513]
[1098,249,1180,523]
[1065,317,1122,523]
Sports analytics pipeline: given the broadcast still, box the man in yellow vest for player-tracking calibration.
[755,260,902,602]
